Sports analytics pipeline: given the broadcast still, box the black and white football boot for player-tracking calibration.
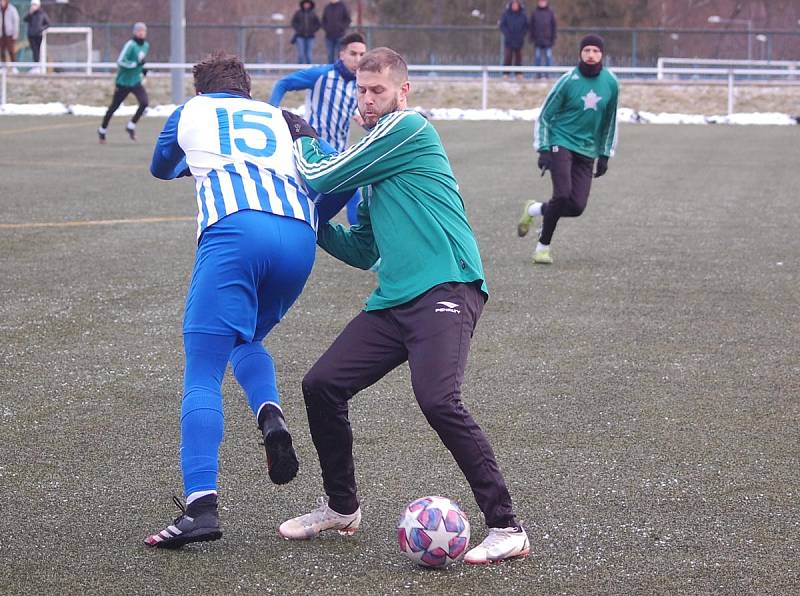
[259,403,299,485]
[144,494,221,549]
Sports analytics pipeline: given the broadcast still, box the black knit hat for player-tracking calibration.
[580,34,604,53]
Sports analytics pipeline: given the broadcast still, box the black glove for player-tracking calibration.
[537,150,552,176]
[142,68,148,77]
[594,156,609,178]
[282,110,320,141]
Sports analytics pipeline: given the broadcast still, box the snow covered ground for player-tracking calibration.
[0,101,797,125]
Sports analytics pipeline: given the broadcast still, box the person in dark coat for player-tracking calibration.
[529,0,557,77]
[499,1,527,80]
[23,0,49,72]
[291,0,321,64]
[321,0,351,64]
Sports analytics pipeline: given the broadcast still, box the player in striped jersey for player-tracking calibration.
[270,32,366,224]
[517,34,619,264]
[144,52,347,549]
[278,47,530,565]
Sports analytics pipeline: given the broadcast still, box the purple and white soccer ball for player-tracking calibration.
[397,496,470,568]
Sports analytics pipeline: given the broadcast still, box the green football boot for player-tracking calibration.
[532,247,553,264]
[517,200,537,237]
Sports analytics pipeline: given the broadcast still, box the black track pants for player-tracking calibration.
[301,281,518,528]
[540,146,595,245]
[101,83,149,129]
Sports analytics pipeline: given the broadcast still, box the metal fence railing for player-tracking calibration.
[3,61,799,115]
[10,23,800,68]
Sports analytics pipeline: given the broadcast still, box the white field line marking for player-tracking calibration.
[4,159,147,170]
[0,122,98,135]
[0,216,194,229]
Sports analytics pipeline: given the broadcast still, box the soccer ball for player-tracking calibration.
[397,496,470,568]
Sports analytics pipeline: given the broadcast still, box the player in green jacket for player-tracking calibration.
[97,22,150,143]
[517,34,619,264]
[279,47,530,565]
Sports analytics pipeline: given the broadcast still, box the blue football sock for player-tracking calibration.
[180,332,236,496]
[230,341,280,420]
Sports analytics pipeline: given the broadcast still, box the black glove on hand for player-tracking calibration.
[594,156,609,178]
[282,110,319,141]
[142,68,148,77]
[537,151,552,176]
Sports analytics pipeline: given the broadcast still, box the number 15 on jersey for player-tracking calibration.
[216,108,277,159]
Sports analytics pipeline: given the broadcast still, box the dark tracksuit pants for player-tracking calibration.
[503,47,522,76]
[540,145,595,245]
[101,83,148,129]
[28,35,42,63]
[302,281,518,529]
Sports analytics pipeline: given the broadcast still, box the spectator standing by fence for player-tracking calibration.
[499,1,527,80]
[23,0,49,73]
[322,0,351,64]
[0,0,19,71]
[291,0,321,64]
[529,0,556,77]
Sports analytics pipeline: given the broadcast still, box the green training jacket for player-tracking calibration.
[294,109,488,311]
[534,66,619,159]
[115,38,149,87]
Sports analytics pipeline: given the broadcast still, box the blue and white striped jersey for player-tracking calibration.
[269,60,358,152]
[150,92,317,239]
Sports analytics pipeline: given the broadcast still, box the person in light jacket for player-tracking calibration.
[0,0,20,67]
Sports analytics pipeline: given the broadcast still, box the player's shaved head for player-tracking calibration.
[357,47,408,85]
[193,51,251,96]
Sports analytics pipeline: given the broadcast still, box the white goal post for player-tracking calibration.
[40,27,93,74]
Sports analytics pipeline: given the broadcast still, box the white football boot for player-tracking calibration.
[279,497,361,540]
[464,526,530,564]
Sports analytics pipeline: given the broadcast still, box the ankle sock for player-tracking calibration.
[528,202,543,217]
[186,490,217,507]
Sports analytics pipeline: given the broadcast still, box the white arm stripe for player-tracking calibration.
[295,110,412,179]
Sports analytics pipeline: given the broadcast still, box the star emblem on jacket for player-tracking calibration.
[582,89,602,111]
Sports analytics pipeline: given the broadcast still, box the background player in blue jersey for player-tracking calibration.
[144,52,338,549]
[270,32,366,224]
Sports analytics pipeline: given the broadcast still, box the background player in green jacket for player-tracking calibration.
[517,34,619,264]
[279,47,530,565]
[97,22,150,143]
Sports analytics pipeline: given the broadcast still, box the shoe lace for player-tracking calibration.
[481,527,516,549]
[171,495,187,524]
[302,497,334,525]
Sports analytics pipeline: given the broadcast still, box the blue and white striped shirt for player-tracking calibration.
[269,60,358,152]
[150,92,317,239]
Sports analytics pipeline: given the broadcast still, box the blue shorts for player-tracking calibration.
[183,210,316,342]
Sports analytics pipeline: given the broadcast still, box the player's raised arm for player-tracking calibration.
[150,106,188,180]
[292,110,427,194]
[269,65,330,106]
